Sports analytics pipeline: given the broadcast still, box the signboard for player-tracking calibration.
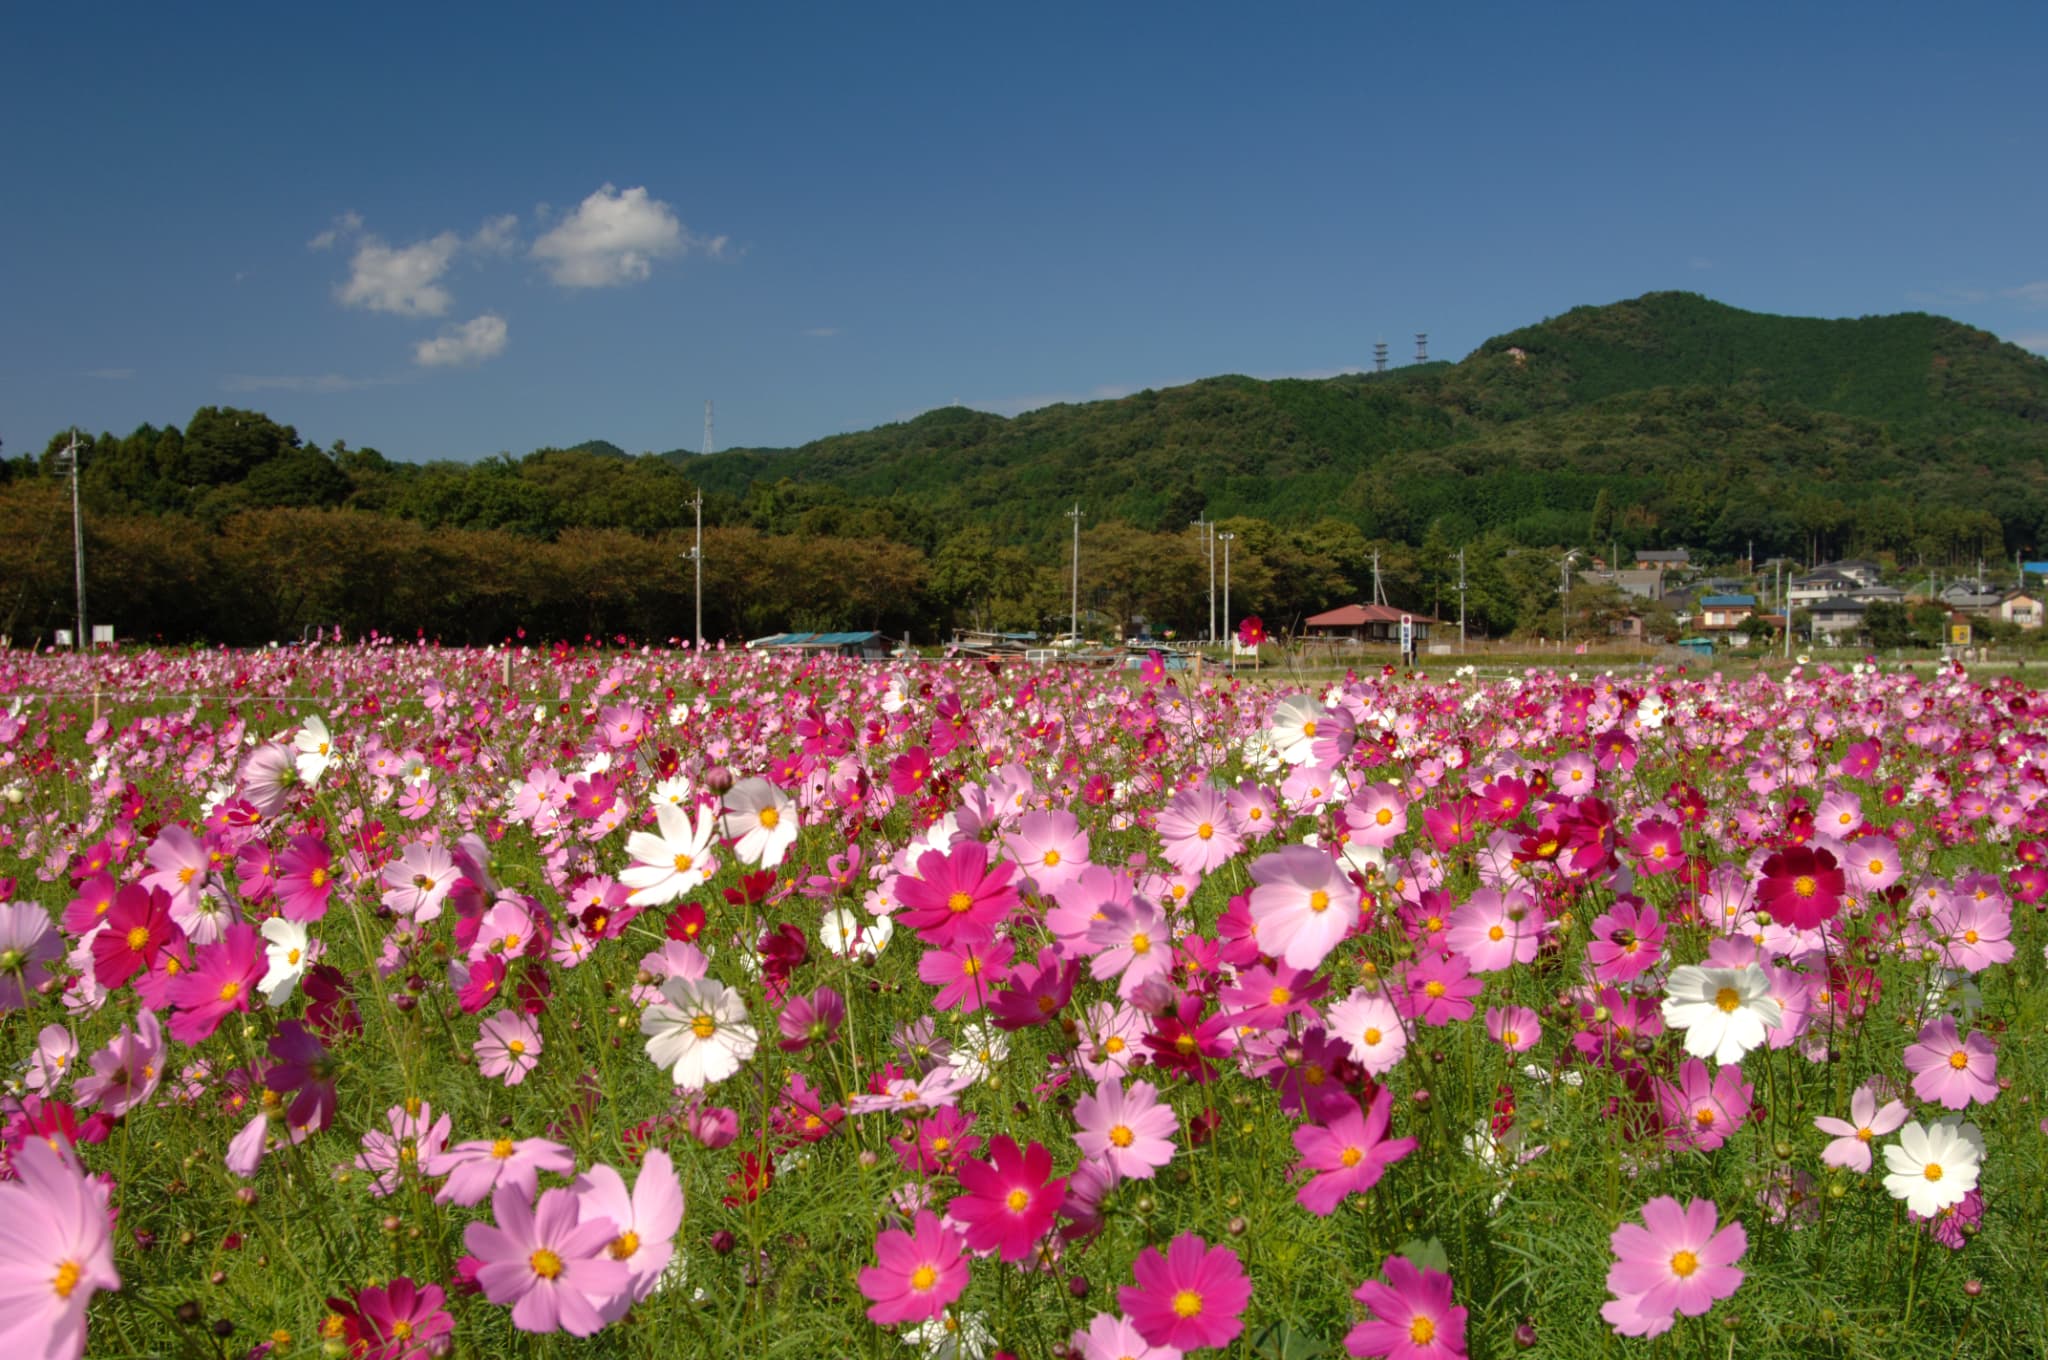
[92,624,115,644]
[1950,622,1973,647]
[2025,561,2048,577]
[54,629,73,647]
[1399,614,1414,653]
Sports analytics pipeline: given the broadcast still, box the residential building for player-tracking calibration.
[2001,593,2044,629]
[1304,604,1440,645]
[1697,594,1757,631]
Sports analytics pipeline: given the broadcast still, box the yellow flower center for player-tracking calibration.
[51,1260,82,1299]
[1503,1029,1521,1047]
[1005,1189,1031,1212]
[1376,808,1393,825]
[1363,1027,1383,1045]
[758,808,780,829]
[1964,930,1980,944]
[218,981,242,1003]
[1409,1316,1437,1343]
[1105,1036,1126,1054]
[932,1137,951,1153]
[287,948,302,966]
[1269,987,1291,1006]
[178,866,196,885]
[1948,1050,1969,1070]
[491,1138,515,1159]
[673,853,694,872]
[691,1014,717,1039]
[310,867,328,888]
[1309,890,1331,914]
[1714,987,1741,1013]
[1487,925,1505,941]
[1924,1162,1943,1182]
[1197,823,1214,841]
[1043,850,1061,867]
[529,1248,563,1279]
[1302,721,1318,738]
[126,926,151,950]
[1129,933,1151,956]
[609,1230,641,1260]
[1340,1146,1363,1168]
[947,892,974,914]
[1172,1289,1204,1319]
[508,1039,526,1056]
[1109,1124,1135,1148]
[1793,875,1817,899]
[1669,1250,1699,1278]
[1424,981,1446,998]
[910,1265,938,1291]
[1695,1108,1716,1127]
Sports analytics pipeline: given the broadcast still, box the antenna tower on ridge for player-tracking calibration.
[702,400,714,456]
[1414,333,1428,364]
[1373,339,1388,373]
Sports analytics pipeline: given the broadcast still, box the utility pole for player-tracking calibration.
[1068,504,1084,645]
[59,431,86,650]
[1193,516,1216,642]
[686,489,704,651]
[1560,550,1581,648]
[1783,558,1792,660]
[1370,550,1384,607]
[1457,546,1467,652]
[1220,532,1236,668]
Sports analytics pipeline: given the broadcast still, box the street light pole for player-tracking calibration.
[1560,549,1581,649]
[1219,532,1236,669]
[59,431,86,651]
[689,489,704,652]
[1068,504,1084,646]
[1457,546,1467,653]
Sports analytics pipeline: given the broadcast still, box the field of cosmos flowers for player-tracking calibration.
[3,642,2048,1360]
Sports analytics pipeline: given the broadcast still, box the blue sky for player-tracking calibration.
[5,1,2045,462]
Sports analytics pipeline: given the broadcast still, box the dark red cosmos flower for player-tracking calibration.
[1757,845,1846,930]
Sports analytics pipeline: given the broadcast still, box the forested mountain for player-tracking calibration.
[6,293,2045,645]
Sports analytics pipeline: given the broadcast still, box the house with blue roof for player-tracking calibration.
[1697,594,1758,631]
[746,630,898,660]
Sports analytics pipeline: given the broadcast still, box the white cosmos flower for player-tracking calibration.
[1268,693,1329,766]
[722,777,798,869]
[258,917,313,1007]
[619,802,719,906]
[293,715,334,787]
[652,775,694,808]
[642,976,757,1090]
[1660,963,1783,1064]
[948,1023,1009,1083]
[1883,1118,1983,1217]
[821,907,892,958]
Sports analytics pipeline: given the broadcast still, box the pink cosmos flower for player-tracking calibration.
[274,834,336,923]
[0,901,60,1009]
[328,1277,454,1360]
[1073,1312,1182,1360]
[895,841,1021,947]
[857,1209,970,1325]
[1625,818,1686,877]
[1073,1077,1179,1180]
[72,1009,164,1118]
[1292,1088,1416,1216]
[1813,1084,1908,1172]
[429,1134,576,1207]
[1120,1234,1251,1352]
[1602,1196,1746,1338]
[1345,1254,1468,1359]
[1345,784,1410,848]
[140,823,209,911]
[1842,836,1902,895]
[0,1138,120,1360]
[1441,889,1539,973]
[1484,1005,1542,1054]
[465,1183,630,1336]
[572,1149,683,1318]
[1931,892,2013,972]
[1228,783,1280,842]
[379,842,457,922]
[1902,1016,1998,1109]
[89,884,175,988]
[1756,845,1844,931]
[1248,844,1358,972]
[1399,953,1481,1027]
[1006,809,1092,894]
[1326,988,1410,1075]
[1087,900,1175,999]
[950,1136,1067,1262]
[1656,1059,1753,1153]
[1158,784,1244,876]
[166,922,264,1044]
[477,1010,544,1086]
[1585,896,1664,983]
[919,937,1014,1014]
[777,986,847,1052]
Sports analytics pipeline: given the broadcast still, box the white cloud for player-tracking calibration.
[802,326,841,338]
[222,372,391,394]
[413,313,509,367]
[307,211,364,251]
[471,213,520,256]
[2006,281,2048,309]
[531,184,720,287]
[2008,332,2048,355]
[337,231,462,316]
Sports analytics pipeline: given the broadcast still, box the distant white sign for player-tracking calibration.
[54,629,74,646]
[92,624,115,644]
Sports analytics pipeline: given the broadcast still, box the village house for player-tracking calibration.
[1808,597,1868,641]
[1633,549,1690,573]
[1788,570,1858,609]
[2000,592,2044,629]
[1696,593,1757,632]
[1303,604,1441,645]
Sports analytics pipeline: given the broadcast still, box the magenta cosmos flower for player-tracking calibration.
[857,1209,969,1325]
[0,1138,120,1360]
[1248,844,1358,972]
[895,841,1021,948]
[1073,1077,1179,1180]
[1902,1015,1998,1110]
[1120,1233,1251,1352]
[328,1277,454,1360]
[1345,1254,1468,1359]
[465,1183,630,1336]
[1602,1196,1746,1338]
[1756,845,1844,931]
[166,922,264,1044]
[1292,1088,1416,1216]
[950,1136,1067,1262]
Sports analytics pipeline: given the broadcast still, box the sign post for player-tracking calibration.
[1399,614,1414,669]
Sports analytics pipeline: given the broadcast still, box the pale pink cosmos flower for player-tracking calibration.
[355,1100,453,1197]
[1087,900,1175,1000]
[1902,1015,1998,1109]
[380,842,458,922]
[477,1010,544,1087]
[1072,1312,1181,1360]
[1073,1077,1179,1180]
[1442,889,1539,973]
[0,1138,121,1360]
[1930,892,2013,973]
[465,1183,630,1336]
[140,824,209,912]
[571,1148,683,1319]
[25,1024,77,1094]
[1005,809,1092,895]
[1325,988,1409,1076]
[1813,1084,1908,1172]
[1485,1005,1542,1054]
[1344,784,1410,848]
[1157,784,1243,876]
[1602,1196,1746,1338]
[0,902,61,1010]
[1842,836,1902,895]
[1248,844,1358,973]
[428,1134,575,1208]
[71,1010,163,1118]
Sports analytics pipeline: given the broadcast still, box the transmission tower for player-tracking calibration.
[1414,333,1428,363]
[1373,339,1388,373]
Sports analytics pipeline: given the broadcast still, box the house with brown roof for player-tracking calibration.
[1304,604,1441,645]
